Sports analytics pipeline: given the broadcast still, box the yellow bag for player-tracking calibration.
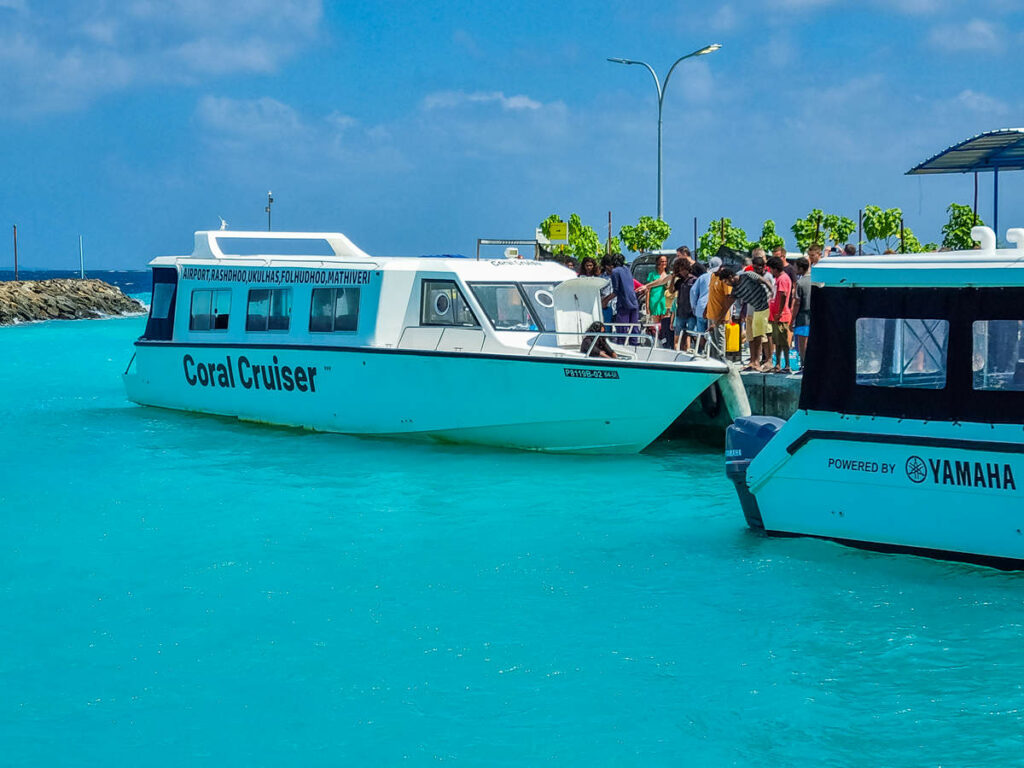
[726,322,740,353]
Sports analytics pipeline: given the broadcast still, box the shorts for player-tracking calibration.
[771,320,789,347]
[691,317,708,334]
[794,325,810,337]
[745,308,769,342]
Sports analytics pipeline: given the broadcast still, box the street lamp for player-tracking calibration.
[266,190,274,231]
[608,43,722,220]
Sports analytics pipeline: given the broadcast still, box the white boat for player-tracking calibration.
[725,226,1024,568]
[124,230,734,453]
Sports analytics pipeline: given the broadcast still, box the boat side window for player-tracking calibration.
[151,283,176,320]
[855,317,949,389]
[420,280,478,327]
[189,289,231,331]
[972,320,1024,391]
[310,287,360,333]
[469,283,537,331]
[521,283,556,333]
[246,288,292,332]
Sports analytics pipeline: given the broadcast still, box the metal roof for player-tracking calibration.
[907,128,1024,175]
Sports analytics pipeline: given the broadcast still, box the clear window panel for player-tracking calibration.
[973,320,1024,391]
[190,290,212,331]
[309,288,334,332]
[211,289,231,331]
[151,283,175,320]
[334,287,359,332]
[855,317,948,389]
[268,289,292,331]
[421,280,478,327]
[246,289,270,332]
[522,283,556,332]
[470,284,536,331]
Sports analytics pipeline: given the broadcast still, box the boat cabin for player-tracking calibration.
[140,230,608,356]
[799,227,1024,425]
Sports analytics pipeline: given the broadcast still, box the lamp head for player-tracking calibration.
[695,43,722,56]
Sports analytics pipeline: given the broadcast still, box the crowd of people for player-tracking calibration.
[576,243,829,373]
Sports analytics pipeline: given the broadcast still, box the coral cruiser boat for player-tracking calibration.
[726,226,1024,569]
[124,230,737,453]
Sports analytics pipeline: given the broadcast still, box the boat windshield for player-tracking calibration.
[470,283,543,331]
[469,282,557,332]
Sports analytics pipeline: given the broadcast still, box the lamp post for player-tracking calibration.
[607,44,721,221]
[266,191,274,231]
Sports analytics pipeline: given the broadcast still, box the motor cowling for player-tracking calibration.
[725,416,784,530]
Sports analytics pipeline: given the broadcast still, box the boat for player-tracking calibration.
[124,230,737,453]
[725,226,1024,569]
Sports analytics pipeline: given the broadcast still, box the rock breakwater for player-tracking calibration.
[0,278,145,325]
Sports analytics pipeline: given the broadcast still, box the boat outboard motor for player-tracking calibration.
[725,416,784,530]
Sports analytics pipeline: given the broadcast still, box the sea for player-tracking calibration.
[1,271,1021,765]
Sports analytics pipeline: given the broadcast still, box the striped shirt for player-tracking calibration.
[732,271,772,312]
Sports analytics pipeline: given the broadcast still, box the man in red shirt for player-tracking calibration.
[766,255,792,373]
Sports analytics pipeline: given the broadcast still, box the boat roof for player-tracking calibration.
[813,226,1024,288]
[150,230,576,280]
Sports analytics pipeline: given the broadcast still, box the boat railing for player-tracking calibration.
[527,330,698,364]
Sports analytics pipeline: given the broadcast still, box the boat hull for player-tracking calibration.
[124,342,725,453]
[737,412,1024,568]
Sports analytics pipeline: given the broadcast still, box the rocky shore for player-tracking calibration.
[0,278,145,326]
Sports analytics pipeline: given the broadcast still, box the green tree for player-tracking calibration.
[791,210,857,251]
[567,213,601,262]
[619,215,672,254]
[754,219,785,253]
[698,218,749,260]
[823,213,856,247]
[941,203,983,250]
[791,209,825,251]
[605,234,621,255]
[862,205,904,253]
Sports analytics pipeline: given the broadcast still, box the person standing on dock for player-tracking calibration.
[706,264,734,360]
[608,253,639,343]
[767,256,793,373]
[726,257,773,371]
[791,258,812,362]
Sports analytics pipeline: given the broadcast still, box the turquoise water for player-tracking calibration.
[2,315,1023,766]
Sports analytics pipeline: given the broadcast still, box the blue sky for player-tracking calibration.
[1,0,1022,268]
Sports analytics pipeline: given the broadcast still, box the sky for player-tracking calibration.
[1,0,1022,269]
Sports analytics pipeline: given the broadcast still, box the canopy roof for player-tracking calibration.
[907,128,1024,175]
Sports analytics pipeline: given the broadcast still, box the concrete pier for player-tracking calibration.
[666,369,803,443]
[739,371,803,419]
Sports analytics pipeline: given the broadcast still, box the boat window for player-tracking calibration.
[522,283,556,332]
[310,287,360,333]
[420,280,478,327]
[973,320,1024,391]
[189,289,231,331]
[151,283,175,320]
[246,288,292,332]
[855,317,948,389]
[469,283,538,331]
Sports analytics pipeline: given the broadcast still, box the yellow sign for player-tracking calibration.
[548,221,568,241]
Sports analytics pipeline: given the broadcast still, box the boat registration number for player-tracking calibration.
[564,368,619,380]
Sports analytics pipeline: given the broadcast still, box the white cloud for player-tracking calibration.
[952,89,1009,116]
[0,0,322,116]
[928,18,1004,51]
[709,4,739,32]
[422,91,543,111]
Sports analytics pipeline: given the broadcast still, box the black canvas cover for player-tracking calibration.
[799,286,1024,424]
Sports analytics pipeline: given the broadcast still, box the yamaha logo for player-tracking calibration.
[905,455,928,484]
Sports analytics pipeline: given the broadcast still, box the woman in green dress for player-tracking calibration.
[643,254,670,345]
